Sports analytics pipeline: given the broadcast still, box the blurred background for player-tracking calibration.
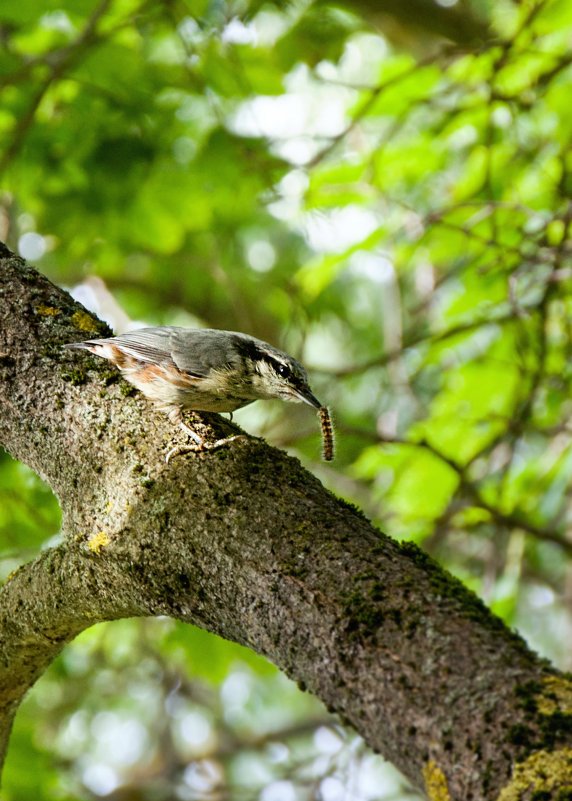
[1,0,571,798]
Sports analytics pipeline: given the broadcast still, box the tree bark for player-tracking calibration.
[0,243,571,799]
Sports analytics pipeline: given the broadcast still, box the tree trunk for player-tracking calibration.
[0,243,571,799]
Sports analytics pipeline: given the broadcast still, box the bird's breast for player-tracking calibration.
[119,361,252,412]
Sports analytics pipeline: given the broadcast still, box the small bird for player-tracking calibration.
[65,326,334,461]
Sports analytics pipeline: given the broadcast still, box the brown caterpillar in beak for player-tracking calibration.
[318,406,335,461]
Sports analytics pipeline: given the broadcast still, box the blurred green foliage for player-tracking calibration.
[1,0,572,798]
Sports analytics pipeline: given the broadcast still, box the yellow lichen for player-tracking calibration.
[87,531,110,553]
[35,305,61,316]
[537,675,572,716]
[496,748,572,800]
[71,310,99,333]
[422,760,451,801]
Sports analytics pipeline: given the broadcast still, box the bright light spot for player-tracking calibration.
[90,712,147,765]
[279,169,309,198]
[233,95,306,138]
[448,124,478,149]
[320,776,345,801]
[316,61,339,81]
[314,726,343,754]
[178,17,199,42]
[492,105,512,128]
[17,212,34,229]
[261,780,297,801]
[357,755,405,797]
[221,671,252,709]
[222,18,257,45]
[247,239,276,272]
[180,710,213,750]
[231,91,348,139]
[415,261,435,295]
[252,10,289,46]
[18,232,46,261]
[173,136,197,164]
[524,214,548,234]
[231,753,274,785]
[82,763,120,796]
[377,409,398,438]
[349,251,394,283]
[435,0,458,6]
[269,169,309,215]
[266,742,289,763]
[59,710,89,754]
[317,34,388,86]
[304,206,379,252]
[184,760,221,793]
[275,138,320,166]
[128,681,159,706]
[268,197,299,221]
[529,585,555,608]
[40,10,74,33]
[343,35,388,77]
[341,40,365,74]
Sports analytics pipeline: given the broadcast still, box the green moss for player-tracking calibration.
[508,724,533,747]
[342,589,386,638]
[399,540,531,643]
[512,678,572,757]
[61,367,89,386]
[538,677,572,716]
[334,496,368,521]
[516,681,542,715]
[119,381,136,396]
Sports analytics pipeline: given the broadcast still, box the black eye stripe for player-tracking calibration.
[250,355,290,378]
[264,359,290,378]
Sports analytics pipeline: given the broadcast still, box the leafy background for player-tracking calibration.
[1,0,571,798]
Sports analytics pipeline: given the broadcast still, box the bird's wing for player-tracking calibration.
[169,328,248,377]
[104,327,180,367]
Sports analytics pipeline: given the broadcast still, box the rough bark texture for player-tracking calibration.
[0,243,571,800]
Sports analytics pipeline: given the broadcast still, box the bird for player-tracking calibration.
[65,326,334,461]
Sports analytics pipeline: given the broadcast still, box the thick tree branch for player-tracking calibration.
[0,244,571,799]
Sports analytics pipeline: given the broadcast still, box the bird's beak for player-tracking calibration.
[294,386,322,409]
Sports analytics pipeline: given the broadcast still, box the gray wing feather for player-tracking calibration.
[69,327,262,378]
[170,328,247,377]
[100,327,180,366]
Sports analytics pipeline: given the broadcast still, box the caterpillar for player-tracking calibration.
[318,406,335,462]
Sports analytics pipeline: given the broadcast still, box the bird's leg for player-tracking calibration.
[164,406,246,463]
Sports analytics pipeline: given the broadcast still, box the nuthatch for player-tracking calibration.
[65,326,334,461]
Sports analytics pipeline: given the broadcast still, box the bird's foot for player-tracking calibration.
[165,434,247,463]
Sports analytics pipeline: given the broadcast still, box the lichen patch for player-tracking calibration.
[71,310,100,333]
[87,531,110,553]
[422,760,451,801]
[35,305,61,316]
[537,676,572,716]
[496,748,572,800]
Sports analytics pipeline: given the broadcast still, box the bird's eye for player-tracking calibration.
[276,363,290,379]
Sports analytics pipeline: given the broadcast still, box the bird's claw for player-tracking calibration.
[165,435,247,463]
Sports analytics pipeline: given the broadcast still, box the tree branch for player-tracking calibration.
[0,244,571,799]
